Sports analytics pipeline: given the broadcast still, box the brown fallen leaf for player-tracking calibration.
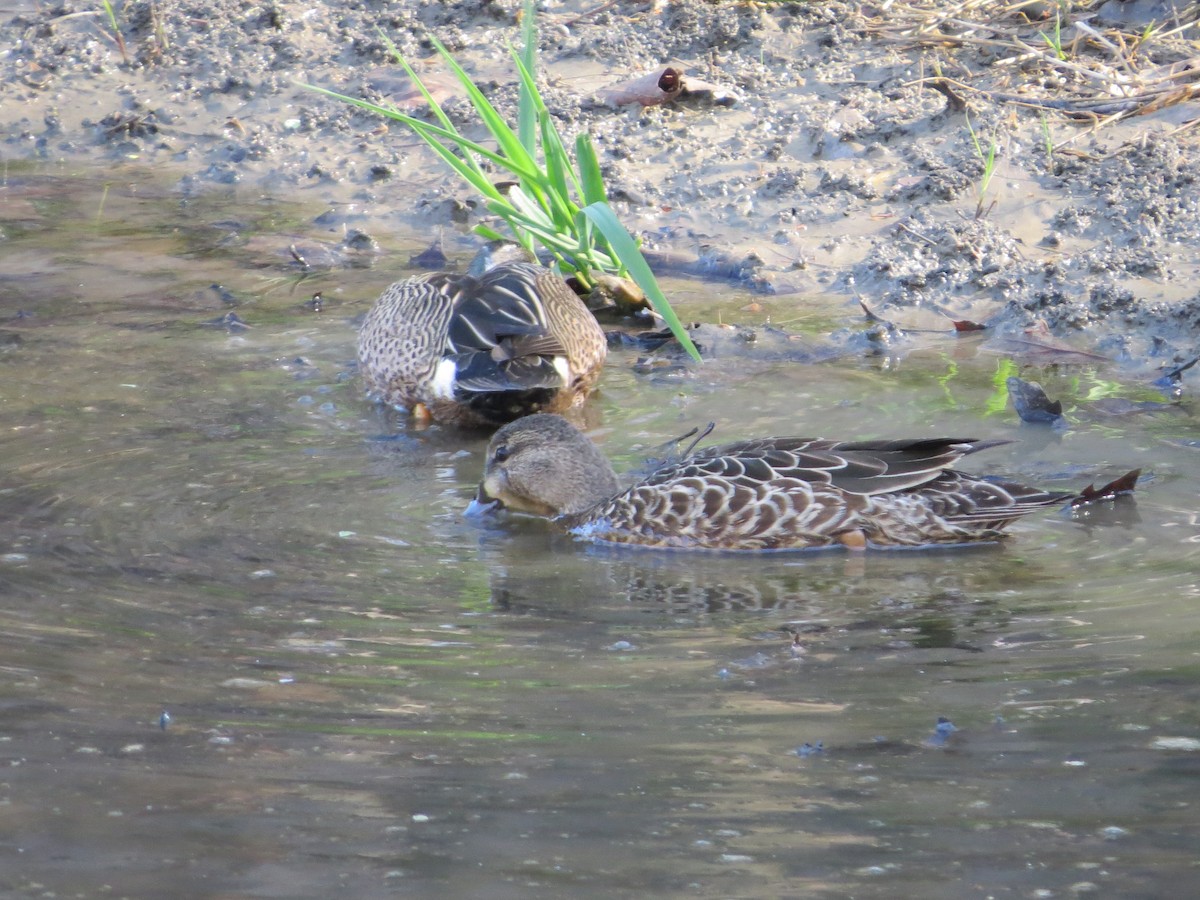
[586,273,650,315]
[952,318,987,332]
[1070,469,1141,506]
[596,67,684,107]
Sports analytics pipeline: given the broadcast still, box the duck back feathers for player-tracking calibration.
[358,261,606,427]
[576,436,1072,550]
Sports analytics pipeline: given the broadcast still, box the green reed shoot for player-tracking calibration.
[1039,10,1068,61]
[966,113,998,219]
[99,0,130,64]
[301,0,699,361]
[1038,113,1055,171]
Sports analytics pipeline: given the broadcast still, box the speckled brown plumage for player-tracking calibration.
[470,414,1136,551]
[357,257,606,428]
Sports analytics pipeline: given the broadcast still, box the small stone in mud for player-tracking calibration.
[210,284,241,307]
[342,229,378,252]
[202,312,249,332]
[409,239,450,270]
[1007,376,1066,426]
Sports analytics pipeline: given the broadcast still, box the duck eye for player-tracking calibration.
[492,444,511,463]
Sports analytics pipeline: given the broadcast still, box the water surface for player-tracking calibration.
[2,168,1199,898]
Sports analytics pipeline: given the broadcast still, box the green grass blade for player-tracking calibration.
[425,35,561,219]
[375,29,490,185]
[505,185,558,229]
[507,45,582,228]
[539,116,583,226]
[473,223,509,243]
[298,84,547,196]
[428,36,540,178]
[575,132,608,206]
[375,28,555,213]
[509,46,583,200]
[518,0,537,155]
[581,202,701,362]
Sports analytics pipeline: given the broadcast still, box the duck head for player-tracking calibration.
[467,414,621,519]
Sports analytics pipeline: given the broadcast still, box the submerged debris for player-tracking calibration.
[926,716,958,747]
[1007,376,1067,426]
[1152,354,1200,401]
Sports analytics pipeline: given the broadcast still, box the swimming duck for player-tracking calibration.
[468,413,1138,551]
[357,244,607,428]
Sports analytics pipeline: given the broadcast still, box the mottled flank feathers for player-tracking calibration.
[469,413,1138,551]
[357,254,606,428]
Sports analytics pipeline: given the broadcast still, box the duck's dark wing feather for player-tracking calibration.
[906,474,1071,526]
[420,263,571,394]
[438,264,556,357]
[669,437,1011,497]
[451,353,566,392]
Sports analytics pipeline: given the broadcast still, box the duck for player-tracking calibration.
[357,243,607,428]
[467,413,1139,551]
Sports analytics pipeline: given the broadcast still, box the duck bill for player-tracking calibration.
[464,486,503,518]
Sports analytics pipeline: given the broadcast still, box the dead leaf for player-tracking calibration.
[952,318,987,332]
[596,67,685,107]
[587,273,649,315]
[1071,469,1140,506]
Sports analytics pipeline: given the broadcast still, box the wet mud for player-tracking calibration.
[3,0,1200,373]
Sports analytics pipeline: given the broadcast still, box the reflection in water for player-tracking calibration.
[2,171,1200,897]
[479,524,1010,617]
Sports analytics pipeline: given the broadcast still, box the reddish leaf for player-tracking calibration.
[596,67,685,107]
[1070,469,1141,506]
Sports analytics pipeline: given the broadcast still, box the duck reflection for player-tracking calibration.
[470,517,1041,649]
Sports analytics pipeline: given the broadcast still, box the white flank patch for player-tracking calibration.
[552,356,571,386]
[431,359,458,399]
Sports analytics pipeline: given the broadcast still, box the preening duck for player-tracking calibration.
[357,244,606,428]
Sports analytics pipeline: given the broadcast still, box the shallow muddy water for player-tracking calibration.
[2,168,1200,898]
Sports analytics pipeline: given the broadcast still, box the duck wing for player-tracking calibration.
[437,264,571,392]
[677,437,1010,496]
[685,437,1071,528]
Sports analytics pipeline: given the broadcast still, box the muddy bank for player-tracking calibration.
[3,0,1199,372]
